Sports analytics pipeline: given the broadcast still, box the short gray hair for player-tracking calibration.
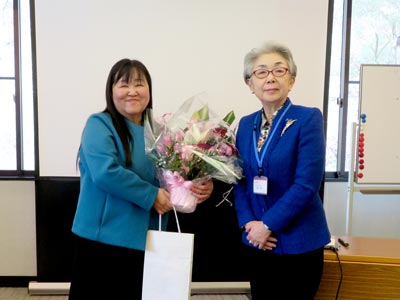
[243,40,297,82]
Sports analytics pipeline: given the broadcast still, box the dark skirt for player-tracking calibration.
[68,234,145,300]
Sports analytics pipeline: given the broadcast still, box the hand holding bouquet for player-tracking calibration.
[144,94,243,213]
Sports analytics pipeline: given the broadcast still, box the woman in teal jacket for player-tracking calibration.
[69,59,213,300]
[234,41,331,300]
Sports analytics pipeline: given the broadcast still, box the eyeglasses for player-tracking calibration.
[251,67,290,79]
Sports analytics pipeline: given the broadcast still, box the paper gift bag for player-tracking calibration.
[142,211,194,300]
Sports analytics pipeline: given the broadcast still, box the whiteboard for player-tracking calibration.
[35,0,330,176]
[356,64,400,184]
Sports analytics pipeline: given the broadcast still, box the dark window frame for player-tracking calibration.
[0,0,37,178]
[324,0,352,182]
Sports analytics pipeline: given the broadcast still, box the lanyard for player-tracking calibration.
[252,102,292,176]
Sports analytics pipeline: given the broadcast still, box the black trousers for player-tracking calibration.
[68,234,145,300]
[246,246,324,300]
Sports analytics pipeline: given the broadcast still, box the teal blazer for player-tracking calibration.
[72,113,165,251]
[234,99,330,255]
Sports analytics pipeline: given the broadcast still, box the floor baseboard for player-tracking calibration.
[28,281,251,295]
[28,282,70,295]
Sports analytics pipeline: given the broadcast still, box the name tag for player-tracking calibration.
[253,176,268,195]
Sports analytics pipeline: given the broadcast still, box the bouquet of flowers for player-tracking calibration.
[144,94,243,213]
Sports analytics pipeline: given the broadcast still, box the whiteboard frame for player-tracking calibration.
[355,64,400,184]
[346,122,400,235]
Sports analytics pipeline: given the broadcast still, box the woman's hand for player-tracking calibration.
[153,188,173,214]
[245,220,278,250]
[191,178,214,204]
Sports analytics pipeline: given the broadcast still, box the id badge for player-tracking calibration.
[253,176,268,195]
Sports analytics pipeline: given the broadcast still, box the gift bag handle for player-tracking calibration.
[158,206,181,233]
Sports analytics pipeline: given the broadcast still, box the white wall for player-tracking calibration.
[324,182,400,239]
[0,181,36,276]
[34,0,330,176]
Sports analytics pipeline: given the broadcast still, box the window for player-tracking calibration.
[0,0,35,176]
[325,0,400,178]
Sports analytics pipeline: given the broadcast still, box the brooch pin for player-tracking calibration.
[281,119,296,136]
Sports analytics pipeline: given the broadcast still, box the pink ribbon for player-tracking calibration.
[162,170,197,213]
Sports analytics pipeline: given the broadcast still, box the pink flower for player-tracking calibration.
[145,98,243,185]
[173,143,182,153]
[175,129,184,142]
[156,144,167,155]
[163,133,172,147]
[219,143,233,156]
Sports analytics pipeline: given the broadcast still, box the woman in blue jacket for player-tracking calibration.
[69,59,213,300]
[234,41,331,300]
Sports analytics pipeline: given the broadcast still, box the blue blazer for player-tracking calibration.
[234,99,330,255]
[72,113,166,251]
